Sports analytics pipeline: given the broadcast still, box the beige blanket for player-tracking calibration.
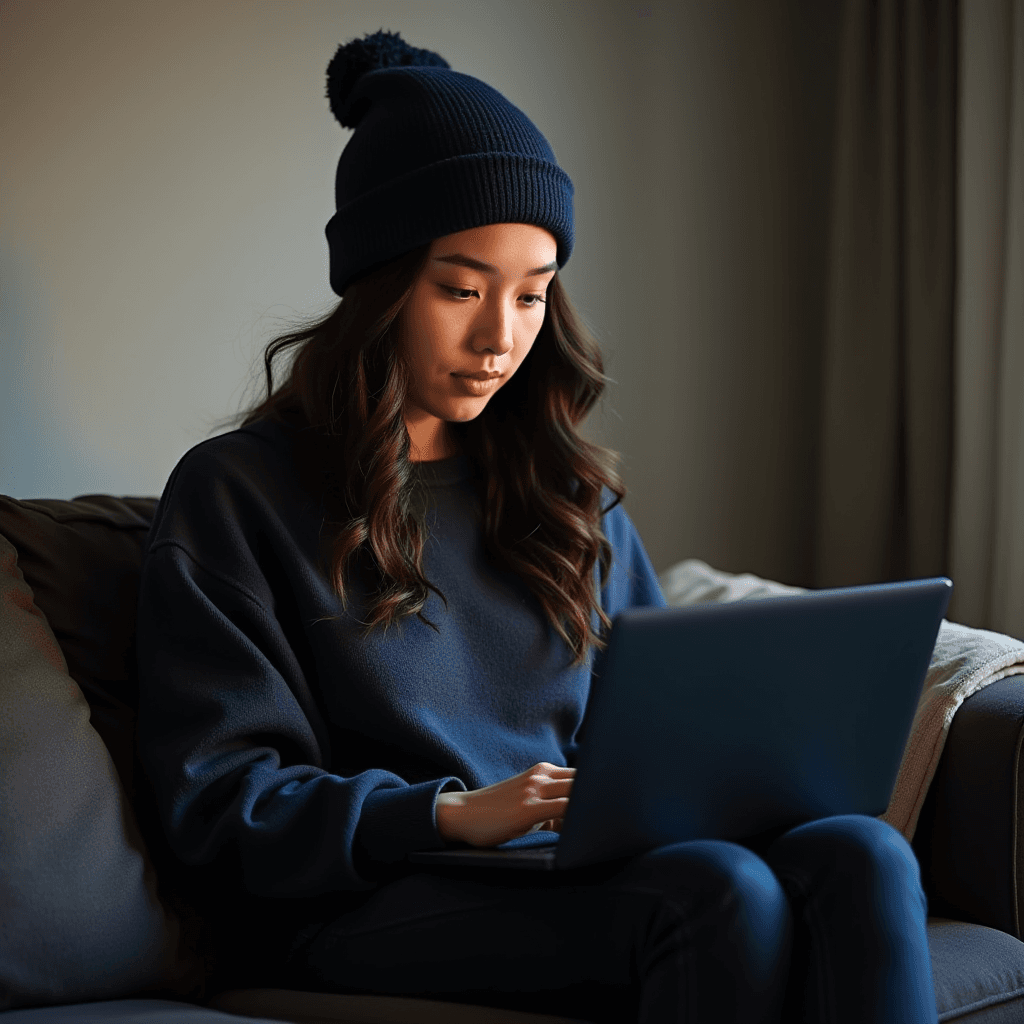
[657,558,1024,841]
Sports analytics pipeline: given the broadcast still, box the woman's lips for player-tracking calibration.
[452,373,502,393]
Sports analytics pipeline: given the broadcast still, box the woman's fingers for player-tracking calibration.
[526,777,573,799]
[522,763,572,821]
[535,817,565,833]
[525,763,574,791]
[436,762,576,846]
[532,795,570,815]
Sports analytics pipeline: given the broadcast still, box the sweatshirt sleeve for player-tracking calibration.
[135,444,464,899]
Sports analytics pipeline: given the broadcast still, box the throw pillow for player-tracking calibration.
[0,494,158,796]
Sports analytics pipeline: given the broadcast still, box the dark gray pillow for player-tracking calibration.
[0,527,201,1010]
[0,494,160,796]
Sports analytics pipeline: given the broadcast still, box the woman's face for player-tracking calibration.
[394,222,558,460]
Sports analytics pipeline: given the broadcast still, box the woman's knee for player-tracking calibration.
[624,840,791,928]
[768,814,924,898]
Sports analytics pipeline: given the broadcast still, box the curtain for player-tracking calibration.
[815,0,1024,641]
[947,0,1024,639]
[813,0,958,591]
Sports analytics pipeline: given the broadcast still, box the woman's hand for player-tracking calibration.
[435,762,574,847]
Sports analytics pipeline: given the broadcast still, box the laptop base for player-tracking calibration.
[408,846,558,870]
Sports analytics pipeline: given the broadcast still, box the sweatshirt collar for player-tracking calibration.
[410,452,473,487]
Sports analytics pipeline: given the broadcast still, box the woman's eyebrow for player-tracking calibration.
[432,253,558,277]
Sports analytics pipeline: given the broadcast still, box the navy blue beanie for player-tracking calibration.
[324,29,575,297]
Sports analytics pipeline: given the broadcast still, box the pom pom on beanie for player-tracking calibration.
[323,29,575,296]
[325,29,450,128]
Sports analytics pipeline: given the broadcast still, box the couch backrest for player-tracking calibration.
[0,493,205,1011]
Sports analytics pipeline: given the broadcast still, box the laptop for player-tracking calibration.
[408,576,953,872]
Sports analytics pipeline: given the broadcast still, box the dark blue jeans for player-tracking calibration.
[285,814,937,1024]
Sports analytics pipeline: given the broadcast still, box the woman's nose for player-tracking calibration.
[475,301,516,355]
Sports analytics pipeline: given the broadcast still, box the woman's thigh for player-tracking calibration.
[288,840,791,1023]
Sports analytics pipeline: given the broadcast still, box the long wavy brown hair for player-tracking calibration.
[209,243,626,668]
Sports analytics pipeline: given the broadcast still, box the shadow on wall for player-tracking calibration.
[0,245,102,500]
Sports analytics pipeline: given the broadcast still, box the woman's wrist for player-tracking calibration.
[435,790,466,843]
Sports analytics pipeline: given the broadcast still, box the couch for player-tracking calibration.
[2,491,1024,1023]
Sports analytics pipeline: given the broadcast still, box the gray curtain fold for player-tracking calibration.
[814,0,958,588]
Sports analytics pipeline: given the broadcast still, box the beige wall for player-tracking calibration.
[0,0,842,584]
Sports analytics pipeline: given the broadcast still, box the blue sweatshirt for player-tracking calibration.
[135,414,667,901]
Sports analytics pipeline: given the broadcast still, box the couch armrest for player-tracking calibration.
[912,673,1024,939]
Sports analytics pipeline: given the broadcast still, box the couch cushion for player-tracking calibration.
[0,527,201,1010]
[928,918,1024,1021]
[0,998,293,1023]
[0,494,158,796]
[208,989,593,1023]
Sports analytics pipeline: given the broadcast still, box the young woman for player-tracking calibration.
[135,30,938,1024]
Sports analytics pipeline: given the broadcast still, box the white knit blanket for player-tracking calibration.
[657,558,1024,841]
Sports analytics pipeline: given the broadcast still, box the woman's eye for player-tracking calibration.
[442,285,546,307]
